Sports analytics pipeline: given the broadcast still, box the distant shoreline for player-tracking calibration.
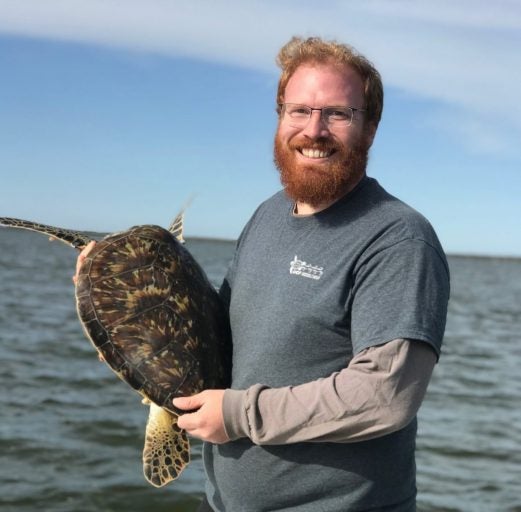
[186,235,235,244]
[2,227,519,260]
[447,252,521,262]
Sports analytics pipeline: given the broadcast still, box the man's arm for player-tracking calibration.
[174,338,436,445]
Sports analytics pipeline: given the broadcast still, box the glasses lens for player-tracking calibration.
[284,104,311,126]
[324,107,353,126]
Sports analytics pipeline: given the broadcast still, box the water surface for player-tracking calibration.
[1,229,520,511]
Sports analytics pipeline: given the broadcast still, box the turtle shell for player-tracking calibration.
[75,225,232,414]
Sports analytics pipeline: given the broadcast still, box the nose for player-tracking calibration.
[301,110,331,139]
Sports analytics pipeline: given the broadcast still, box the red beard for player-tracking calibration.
[274,134,369,208]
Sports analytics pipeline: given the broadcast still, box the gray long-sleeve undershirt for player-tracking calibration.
[223,338,436,445]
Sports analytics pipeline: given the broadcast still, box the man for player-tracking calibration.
[174,36,450,511]
[77,36,450,511]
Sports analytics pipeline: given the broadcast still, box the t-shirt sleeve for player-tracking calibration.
[349,238,450,358]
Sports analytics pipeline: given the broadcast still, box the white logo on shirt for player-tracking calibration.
[289,255,324,280]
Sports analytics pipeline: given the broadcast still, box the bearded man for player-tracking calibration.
[174,37,449,511]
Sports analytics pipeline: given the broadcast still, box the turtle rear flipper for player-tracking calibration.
[143,402,190,487]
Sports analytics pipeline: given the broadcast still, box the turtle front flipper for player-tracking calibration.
[143,402,190,487]
[0,217,92,249]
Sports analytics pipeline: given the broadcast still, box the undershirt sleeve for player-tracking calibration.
[222,338,436,445]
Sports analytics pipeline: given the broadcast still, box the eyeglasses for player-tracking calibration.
[279,103,366,128]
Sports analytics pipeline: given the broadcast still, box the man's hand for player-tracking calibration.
[72,241,103,361]
[73,241,96,284]
[174,390,229,444]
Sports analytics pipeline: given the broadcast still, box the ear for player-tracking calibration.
[364,122,378,148]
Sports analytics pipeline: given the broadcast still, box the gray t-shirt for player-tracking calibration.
[203,176,450,511]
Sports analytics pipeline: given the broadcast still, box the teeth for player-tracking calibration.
[301,148,332,158]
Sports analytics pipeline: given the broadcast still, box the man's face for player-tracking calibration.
[274,63,375,210]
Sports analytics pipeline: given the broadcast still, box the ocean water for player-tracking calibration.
[0,228,520,512]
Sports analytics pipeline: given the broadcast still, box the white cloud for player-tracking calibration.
[353,0,521,31]
[424,107,519,157]
[0,0,519,156]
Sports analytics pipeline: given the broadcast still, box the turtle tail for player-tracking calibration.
[0,217,93,250]
[167,196,195,244]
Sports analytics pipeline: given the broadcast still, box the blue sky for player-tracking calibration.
[1,0,520,257]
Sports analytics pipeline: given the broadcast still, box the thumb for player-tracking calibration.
[173,393,204,411]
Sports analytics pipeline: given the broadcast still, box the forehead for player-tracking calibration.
[284,63,365,107]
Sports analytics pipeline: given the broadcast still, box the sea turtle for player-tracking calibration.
[0,215,232,487]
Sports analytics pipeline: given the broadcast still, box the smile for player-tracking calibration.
[299,148,334,159]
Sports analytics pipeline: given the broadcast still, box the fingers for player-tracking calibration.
[73,242,102,366]
[173,393,204,412]
[73,241,96,284]
[173,390,229,444]
[176,410,199,432]
[173,394,204,432]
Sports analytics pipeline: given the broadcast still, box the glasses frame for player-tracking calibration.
[279,103,366,128]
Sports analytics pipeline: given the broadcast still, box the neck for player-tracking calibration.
[293,173,366,216]
[294,199,336,216]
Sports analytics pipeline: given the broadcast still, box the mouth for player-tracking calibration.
[298,147,336,159]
